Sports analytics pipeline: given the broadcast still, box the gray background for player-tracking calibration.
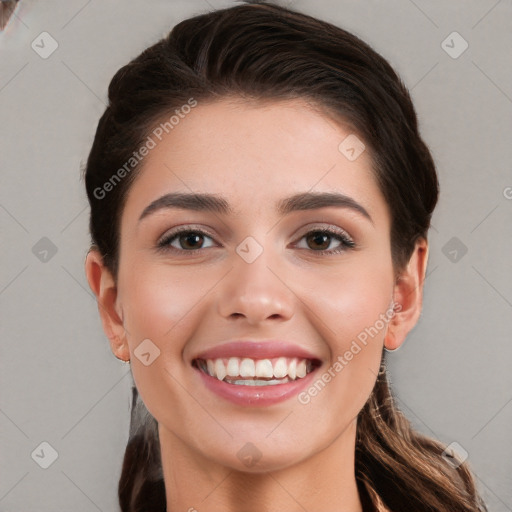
[1,0,511,510]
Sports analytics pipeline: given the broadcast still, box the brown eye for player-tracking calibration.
[305,231,332,251]
[157,228,216,252]
[178,232,205,250]
[295,228,355,255]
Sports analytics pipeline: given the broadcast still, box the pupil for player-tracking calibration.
[309,232,329,250]
[182,232,203,249]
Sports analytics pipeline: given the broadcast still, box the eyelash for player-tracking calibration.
[156,225,356,256]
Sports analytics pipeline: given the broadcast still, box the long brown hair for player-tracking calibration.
[84,2,488,510]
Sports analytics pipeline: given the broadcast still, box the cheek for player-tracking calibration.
[117,269,210,403]
[306,256,394,348]
[299,256,393,410]
[120,265,208,342]
[117,266,214,419]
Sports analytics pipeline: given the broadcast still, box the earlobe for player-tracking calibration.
[84,249,130,362]
[385,238,429,351]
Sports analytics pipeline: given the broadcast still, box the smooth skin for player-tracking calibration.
[85,97,428,512]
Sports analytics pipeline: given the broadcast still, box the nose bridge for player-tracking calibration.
[217,236,294,324]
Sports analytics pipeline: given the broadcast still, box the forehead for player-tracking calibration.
[121,97,387,225]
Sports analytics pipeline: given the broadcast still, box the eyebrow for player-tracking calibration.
[138,191,373,223]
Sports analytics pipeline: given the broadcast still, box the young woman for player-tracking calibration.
[83,2,488,511]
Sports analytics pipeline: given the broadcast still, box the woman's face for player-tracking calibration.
[108,98,398,471]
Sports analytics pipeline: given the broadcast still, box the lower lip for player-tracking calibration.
[194,365,320,407]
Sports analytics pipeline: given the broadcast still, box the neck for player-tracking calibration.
[159,419,363,512]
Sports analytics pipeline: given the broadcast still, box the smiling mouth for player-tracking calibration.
[192,356,321,386]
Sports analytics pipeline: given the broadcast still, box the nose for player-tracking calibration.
[217,248,295,326]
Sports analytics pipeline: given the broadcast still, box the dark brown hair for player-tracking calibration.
[84,2,487,511]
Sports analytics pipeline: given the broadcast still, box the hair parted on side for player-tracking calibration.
[83,2,487,511]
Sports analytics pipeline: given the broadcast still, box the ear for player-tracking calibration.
[85,248,130,362]
[385,238,429,351]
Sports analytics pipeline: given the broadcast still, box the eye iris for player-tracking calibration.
[180,232,204,250]
[307,231,330,250]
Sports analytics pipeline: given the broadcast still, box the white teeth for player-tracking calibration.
[273,357,288,378]
[239,358,256,377]
[255,359,274,378]
[296,359,307,378]
[226,357,240,377]
[198,356,317,384]
[288,358,297,380]
[214,359,227,381]
[231,378,289,386]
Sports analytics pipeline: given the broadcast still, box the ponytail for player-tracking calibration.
[355,355,488,512]
[118,386,166,511]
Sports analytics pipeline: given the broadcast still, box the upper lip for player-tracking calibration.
[192,340,321,362]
